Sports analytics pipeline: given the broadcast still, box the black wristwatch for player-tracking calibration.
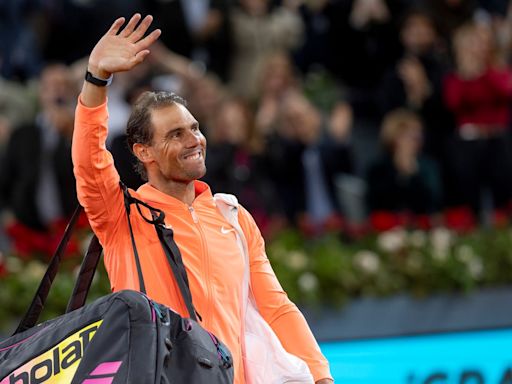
[85,70,113,87]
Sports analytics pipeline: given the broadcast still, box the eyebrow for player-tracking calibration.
[164,122,200,138]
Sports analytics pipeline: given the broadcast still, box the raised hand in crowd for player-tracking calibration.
[350,0,390,28]
[398,56,432,108]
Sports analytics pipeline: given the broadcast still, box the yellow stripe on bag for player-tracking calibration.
[1,320,103,384]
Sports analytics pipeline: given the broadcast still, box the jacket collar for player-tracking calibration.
[136,180,213,209]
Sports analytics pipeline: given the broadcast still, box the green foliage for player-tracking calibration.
[3,226,512,335]
[267,227,512,307]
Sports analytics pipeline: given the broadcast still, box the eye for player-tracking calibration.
[168,129,182,139]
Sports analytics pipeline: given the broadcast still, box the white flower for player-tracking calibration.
[298,272,318,293]
[467,258,484,279]
[26,260,46,280]
[377,228,407,253]
[432,249,449,262]
[409,230,427,248]
[353,250,380,274]
[454,245,484,279]
[286,251,308,271]
[455,245,474,263]
[430,227,453,261]
[6,256,22,273]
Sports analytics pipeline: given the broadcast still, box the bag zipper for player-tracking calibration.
[207,331,232,369]
[0,325,48,352]
[141,293,167,323]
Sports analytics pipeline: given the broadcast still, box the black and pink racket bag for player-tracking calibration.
[0,202,234,384]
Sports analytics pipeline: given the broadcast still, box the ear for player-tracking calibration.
[132,143,154,165]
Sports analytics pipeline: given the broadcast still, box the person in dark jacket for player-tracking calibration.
[0,63,79,254]
[268,90,353,232]
[366,108,442,217]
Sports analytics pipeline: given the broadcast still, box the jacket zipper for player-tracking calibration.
[188,205,212,328]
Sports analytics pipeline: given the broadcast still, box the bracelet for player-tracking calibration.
[85,70,113,87]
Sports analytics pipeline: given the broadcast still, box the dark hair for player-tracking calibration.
[126,91,187,180]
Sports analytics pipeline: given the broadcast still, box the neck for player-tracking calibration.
[150,179,197,205]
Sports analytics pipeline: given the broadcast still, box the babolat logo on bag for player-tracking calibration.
[1,320,103,384]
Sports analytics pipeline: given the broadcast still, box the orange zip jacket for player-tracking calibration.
[72,98,332,383]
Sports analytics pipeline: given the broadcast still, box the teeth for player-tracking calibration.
[185,152,201,160]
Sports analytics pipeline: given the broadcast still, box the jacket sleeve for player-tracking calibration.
[237,206,333,382]
[71,97,126,248]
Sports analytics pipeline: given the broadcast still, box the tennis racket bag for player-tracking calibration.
[0,290,233,384]
[0,191,234,384]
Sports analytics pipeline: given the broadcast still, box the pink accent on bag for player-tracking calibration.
[82,378,114,384]
[90,361,122,376]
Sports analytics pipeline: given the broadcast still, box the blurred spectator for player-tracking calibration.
[379,8,452,151]
[0,0,42,80]
[255,51,300,135]
[267,91,353,233]
[229,0,304,100]
[443,22,512,216]
[0,75,38,149]
[293,0,331,73]
[41,0,146,65]
[184,74,227,135]
[427,0,477,42]
[3,0,512,247]
[488,0,512,64]
[0,63,79,255]
[203,97,284,233]
[378,7,454,206]
[366,109,442,225]
[327,0,406,116]
[148,0,232,81]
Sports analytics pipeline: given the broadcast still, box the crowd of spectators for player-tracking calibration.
[1,0,512,256]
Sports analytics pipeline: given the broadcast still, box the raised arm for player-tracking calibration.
[82,14,161,107]
[72,15,160,246]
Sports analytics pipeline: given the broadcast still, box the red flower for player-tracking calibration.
[6,218,84,259]
[443,207,476,233]
[370,211,403,232]
[492,209,509,228]
[414,214,432,231]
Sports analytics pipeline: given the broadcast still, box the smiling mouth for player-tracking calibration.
[183,151,203,161]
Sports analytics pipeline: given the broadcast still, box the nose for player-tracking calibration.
[184,129,204,148]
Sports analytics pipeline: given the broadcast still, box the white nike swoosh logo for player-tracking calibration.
[221,226,235,234]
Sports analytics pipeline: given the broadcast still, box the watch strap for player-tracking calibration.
[85,70,113,87]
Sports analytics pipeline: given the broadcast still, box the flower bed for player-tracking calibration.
[268,226,512,306]
[2,225,512,333]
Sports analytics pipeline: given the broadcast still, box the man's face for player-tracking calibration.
[147,104,207,183]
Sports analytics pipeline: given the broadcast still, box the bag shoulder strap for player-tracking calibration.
[14,205,83,335]
[122,184,198,321]
[65,234,103,313]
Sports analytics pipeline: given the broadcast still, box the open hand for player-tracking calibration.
[88,14,161,79]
